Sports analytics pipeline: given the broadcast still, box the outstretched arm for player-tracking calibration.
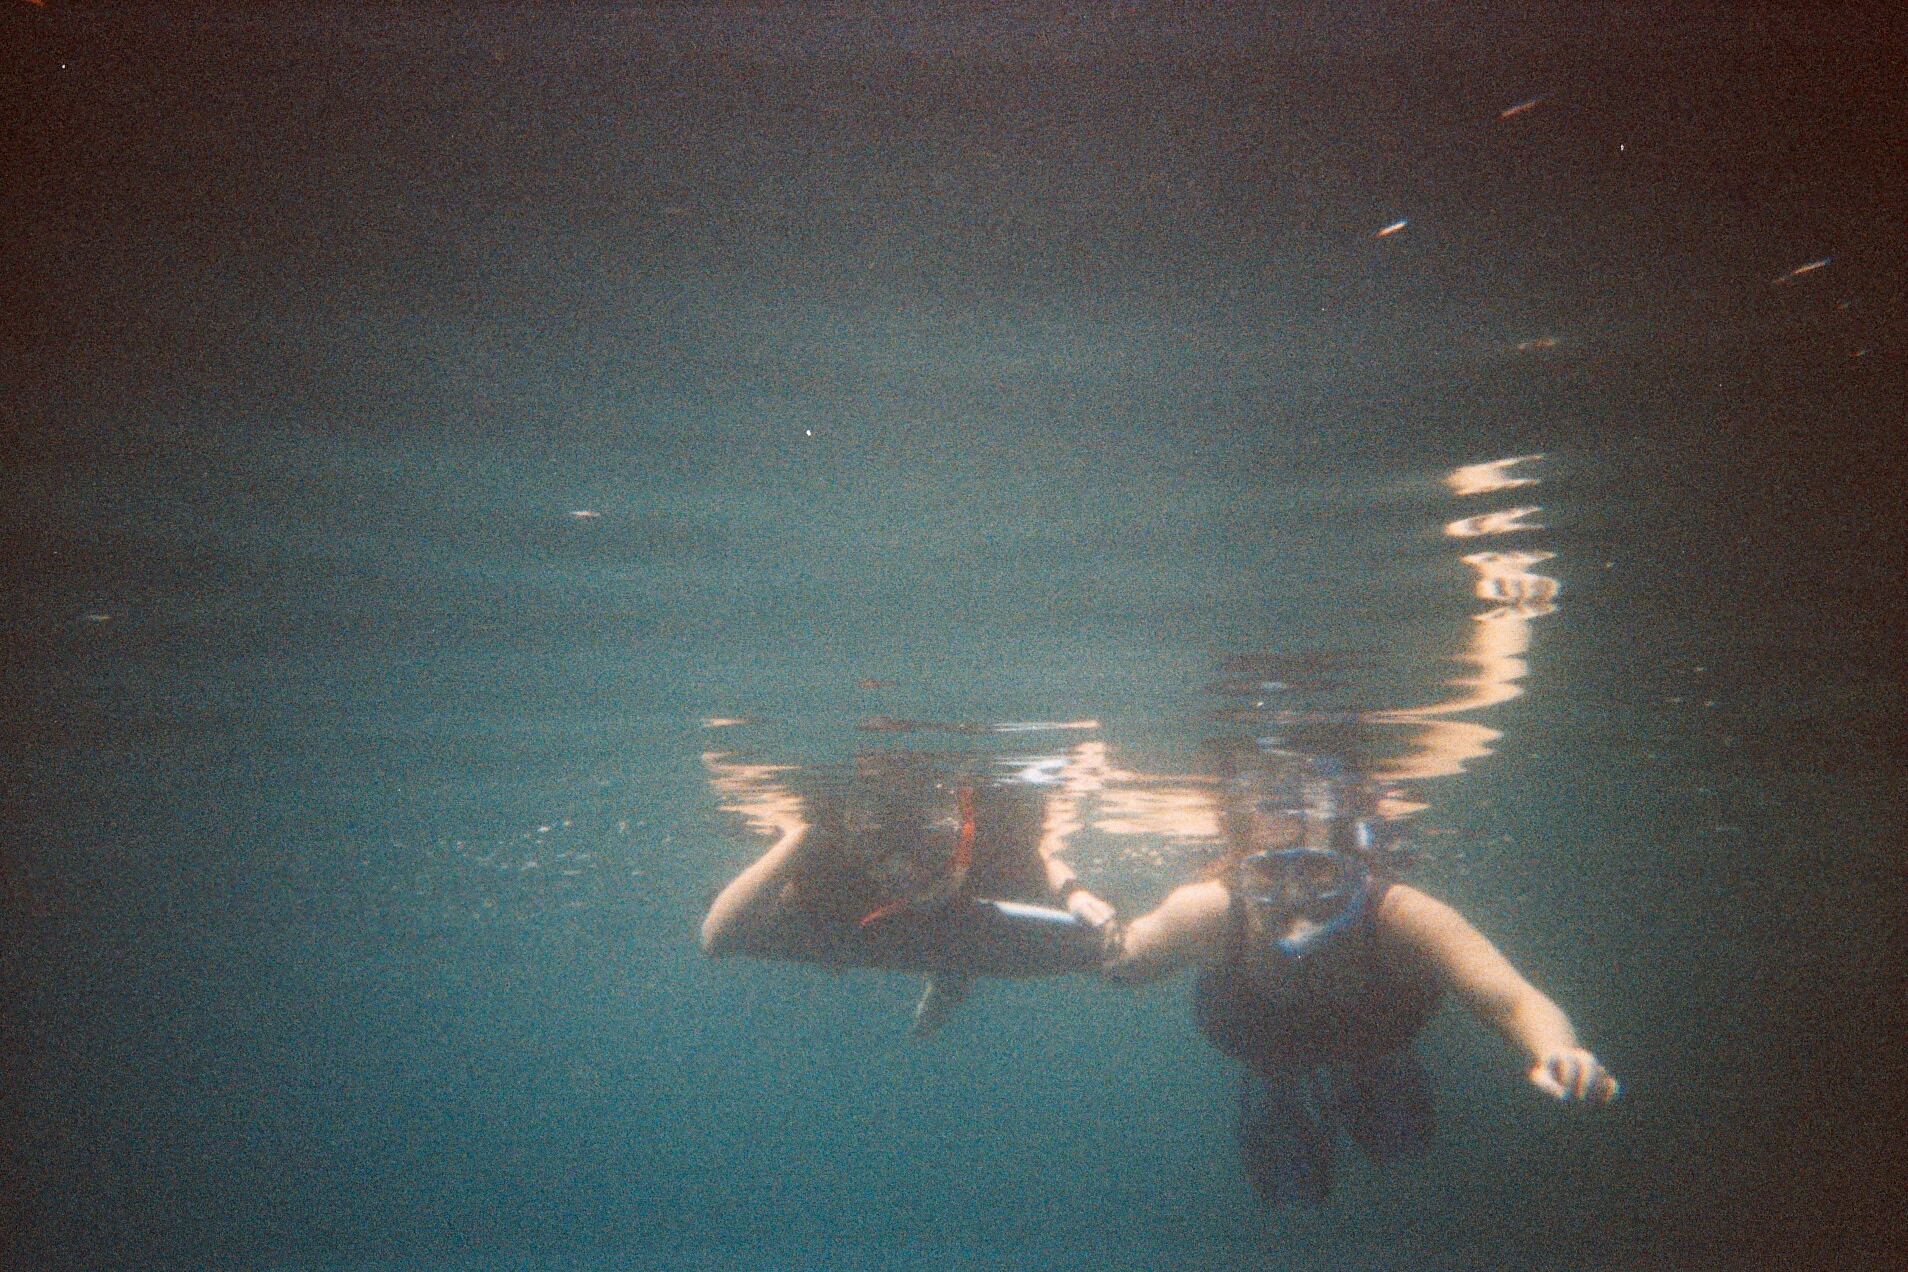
[1097,880,1233,985]
[1381,884,1619,1102]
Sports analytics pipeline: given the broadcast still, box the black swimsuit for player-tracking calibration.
[1194,880,1444,1072]
[1193,879,1445,1205]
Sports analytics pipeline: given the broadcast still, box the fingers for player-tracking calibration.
[1529,1050,1621,1103]
[1069,892,1118,929]
[1529,1061,1568,1099]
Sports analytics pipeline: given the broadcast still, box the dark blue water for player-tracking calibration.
[4,3,1901,1270]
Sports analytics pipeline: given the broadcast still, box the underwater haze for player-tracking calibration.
[2,2,1901,1270]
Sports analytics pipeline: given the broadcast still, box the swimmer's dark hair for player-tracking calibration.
[1196,727,1392,881]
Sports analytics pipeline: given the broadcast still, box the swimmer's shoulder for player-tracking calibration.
[1160,877,1233,924]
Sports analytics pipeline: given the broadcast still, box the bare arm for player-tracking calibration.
[1381,884,1619,1102]
[700,818,811,956]
[1098,880,1233,985]
[700,752,813,957]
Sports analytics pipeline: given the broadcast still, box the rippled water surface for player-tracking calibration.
[3,4,1901,1270]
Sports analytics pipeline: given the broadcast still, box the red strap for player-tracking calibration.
[856,897,909,928]
[858,787,978,928]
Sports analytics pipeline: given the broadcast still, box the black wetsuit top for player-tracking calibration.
[737,782,1103,978]
[1194,880,1445,1072]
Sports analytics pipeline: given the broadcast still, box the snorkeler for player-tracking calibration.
[1046,738,1620,1206]
[700,750,1106,1033]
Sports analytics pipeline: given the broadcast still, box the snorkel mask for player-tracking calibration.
[1237,842,1373,959]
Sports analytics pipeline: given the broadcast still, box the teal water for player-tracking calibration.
[3,3,1901,1270]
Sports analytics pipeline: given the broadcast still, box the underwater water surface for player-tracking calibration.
[2,3,1901,1270]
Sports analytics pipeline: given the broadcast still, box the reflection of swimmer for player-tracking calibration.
[1058,735,1619,1206]
[700,751,1105,1033]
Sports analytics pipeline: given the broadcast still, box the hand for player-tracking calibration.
[1529,1048,1620,1102]
[1066,888,1118,930]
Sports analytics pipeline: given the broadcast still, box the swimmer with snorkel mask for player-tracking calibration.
[1052,732,1620,1206]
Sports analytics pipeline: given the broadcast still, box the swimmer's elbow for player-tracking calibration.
[699,912,737,957]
